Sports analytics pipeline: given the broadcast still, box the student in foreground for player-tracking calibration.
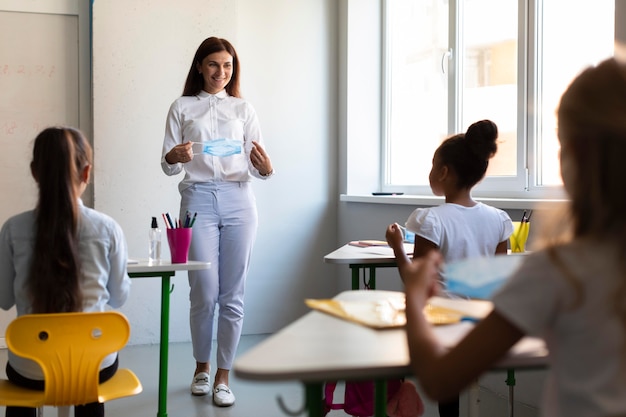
[0,127,131,417]
[386,57,626,417]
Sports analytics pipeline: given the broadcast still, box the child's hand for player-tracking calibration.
[386,223,404,249]
[401,250,443,301]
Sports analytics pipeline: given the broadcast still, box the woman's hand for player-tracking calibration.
[250,141,273,176]
[165,142,194,164]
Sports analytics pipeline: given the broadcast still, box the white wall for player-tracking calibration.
[92,0,339,345]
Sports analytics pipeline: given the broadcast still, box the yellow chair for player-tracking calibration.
[0,311,142,416]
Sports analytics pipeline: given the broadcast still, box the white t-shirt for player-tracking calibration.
[492,239,626,417]
[405,202,513,262]
[161,90,271,192]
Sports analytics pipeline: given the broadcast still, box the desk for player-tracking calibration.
[324,243,413,289]
[127,259,210,417]
[233,290,548,417]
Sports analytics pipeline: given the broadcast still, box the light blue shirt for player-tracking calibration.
[0,200,130,379]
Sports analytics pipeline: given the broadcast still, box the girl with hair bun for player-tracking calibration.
[403,119,513,261]
[388,119,513,417]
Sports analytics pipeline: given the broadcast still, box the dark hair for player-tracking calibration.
[436,119,498,189]
[28,127,92,313]
[182,37,241,98]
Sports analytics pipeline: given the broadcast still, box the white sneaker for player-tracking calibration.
[213,383,235,407]
[190,372,211,396]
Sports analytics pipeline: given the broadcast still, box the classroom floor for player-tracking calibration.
[0,335,443,417]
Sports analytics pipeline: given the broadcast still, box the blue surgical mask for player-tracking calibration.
[193,138,242,157]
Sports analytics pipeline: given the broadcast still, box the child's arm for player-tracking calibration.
[386,223,412,270]
[402,251,525,401]
[386,222,441,276]
[413,234,439,258]
[495,240,508,254]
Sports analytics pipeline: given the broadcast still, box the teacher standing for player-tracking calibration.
[160,36,273,407]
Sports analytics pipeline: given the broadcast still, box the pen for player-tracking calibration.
[165,212,175,229]
[161,213,170,229]
[189,212,198,227]
[525,210,532,222]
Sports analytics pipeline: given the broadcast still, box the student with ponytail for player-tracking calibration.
[0,126,130,417]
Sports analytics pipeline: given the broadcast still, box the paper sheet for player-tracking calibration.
[305,295,491,329]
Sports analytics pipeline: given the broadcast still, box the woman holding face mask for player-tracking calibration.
[161,36,274,407]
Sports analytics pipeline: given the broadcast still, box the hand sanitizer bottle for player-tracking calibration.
[149,216,162,263]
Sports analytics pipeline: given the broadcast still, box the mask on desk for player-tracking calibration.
[193,138,242,157]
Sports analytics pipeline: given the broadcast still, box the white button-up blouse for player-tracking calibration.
[161,90,271,192]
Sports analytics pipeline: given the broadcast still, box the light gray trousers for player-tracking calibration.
[181,181,258,369]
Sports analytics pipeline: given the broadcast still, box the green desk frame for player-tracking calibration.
[127,260,210,417]
[349,262,398,290]
[326,244,521,417]
[235,289,548,417]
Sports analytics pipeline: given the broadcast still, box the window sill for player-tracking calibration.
[340,194,568,210]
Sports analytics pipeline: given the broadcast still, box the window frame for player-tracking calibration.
[380,0,572,200]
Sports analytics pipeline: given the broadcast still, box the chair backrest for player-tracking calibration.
[5,311,130,406]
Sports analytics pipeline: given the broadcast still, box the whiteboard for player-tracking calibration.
[0,2,90,343]
[0,10,79,223]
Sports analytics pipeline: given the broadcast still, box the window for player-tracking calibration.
[383,0,615,198]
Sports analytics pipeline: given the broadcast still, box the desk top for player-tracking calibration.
[233,290,548,383]
[127,259,210,274]
[324,243,414,265]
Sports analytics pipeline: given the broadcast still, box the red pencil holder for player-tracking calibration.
[166,228,192,263]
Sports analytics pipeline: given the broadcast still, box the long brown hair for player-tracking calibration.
[553,58,626,336]
[28,127,92,313]
[182,36,241,98]
[558,59,626,240]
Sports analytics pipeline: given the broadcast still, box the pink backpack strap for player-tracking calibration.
[323,381,345,413]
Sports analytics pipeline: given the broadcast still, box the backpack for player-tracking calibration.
[323,379,403,417]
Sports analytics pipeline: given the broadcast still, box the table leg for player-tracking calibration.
[374,379,387,417]
[305,383,323,417]
[157,275,171,417]
[349,266,377,290]
[368,267,377,289]
[351,266,360,290]
[506,369,516,417]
